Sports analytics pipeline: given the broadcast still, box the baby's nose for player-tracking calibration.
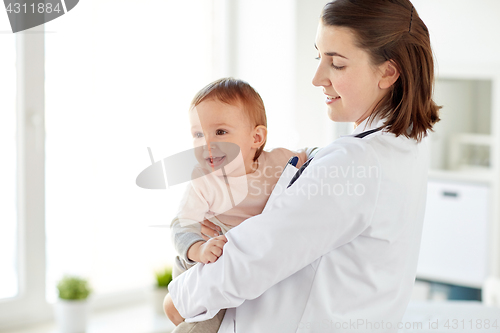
[203,140,218,150]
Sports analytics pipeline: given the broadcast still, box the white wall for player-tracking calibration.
[294,0,336,147]
[412,0,500,69]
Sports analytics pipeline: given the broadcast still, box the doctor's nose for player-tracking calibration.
[312,63,330,87]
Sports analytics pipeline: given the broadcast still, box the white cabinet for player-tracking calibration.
[417,180,490,288]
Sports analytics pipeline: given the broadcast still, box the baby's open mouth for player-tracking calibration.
[206,155,226,168]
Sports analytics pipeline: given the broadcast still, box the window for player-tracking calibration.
[0,13,18,301]
[44,0,217,302]
[0,20,48,330]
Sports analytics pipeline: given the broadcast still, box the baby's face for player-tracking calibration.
[189,98,255,176]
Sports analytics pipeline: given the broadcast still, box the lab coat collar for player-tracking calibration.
[342,115,387,138]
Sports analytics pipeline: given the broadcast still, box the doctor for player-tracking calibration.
[165,0,441,332]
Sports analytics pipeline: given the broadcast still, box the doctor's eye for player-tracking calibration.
[193,132,204,138]
[215,129,227,135]
[332,63,345,70]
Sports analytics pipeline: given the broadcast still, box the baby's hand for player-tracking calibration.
[200,218,223,240]
[198,235,228,264]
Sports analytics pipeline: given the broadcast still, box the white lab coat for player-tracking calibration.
[169,116,429,333]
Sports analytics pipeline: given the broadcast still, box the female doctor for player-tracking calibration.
[165,0,441,332]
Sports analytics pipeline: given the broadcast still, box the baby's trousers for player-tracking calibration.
[171,255,225,333]
[171,308,226,333]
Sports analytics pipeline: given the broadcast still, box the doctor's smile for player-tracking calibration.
[325,92,341,104]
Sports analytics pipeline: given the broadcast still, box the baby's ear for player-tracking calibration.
[252,125,267,148]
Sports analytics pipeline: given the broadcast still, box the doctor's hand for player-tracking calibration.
[200,218,222,240]
[187,235,228,264]
[163,293,184,326]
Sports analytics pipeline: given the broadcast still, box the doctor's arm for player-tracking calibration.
[168,142,381,322]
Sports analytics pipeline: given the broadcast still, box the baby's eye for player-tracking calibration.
[216,129,227,135]
[193,132,204,138]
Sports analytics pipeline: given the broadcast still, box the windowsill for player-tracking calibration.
[4,301,176,333]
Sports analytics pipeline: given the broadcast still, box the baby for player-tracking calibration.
[168,77,316,332]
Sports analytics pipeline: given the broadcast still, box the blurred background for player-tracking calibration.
[1,0,500,332]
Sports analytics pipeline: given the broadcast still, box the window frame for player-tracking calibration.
[0,24,51,329]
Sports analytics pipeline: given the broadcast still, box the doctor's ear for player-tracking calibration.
[252,125,267,149]
[378,60,400,90]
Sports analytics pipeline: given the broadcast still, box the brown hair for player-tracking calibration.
[190,78,267,161]
[321,0,441,141]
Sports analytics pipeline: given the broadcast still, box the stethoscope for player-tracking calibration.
[287,127,383,188]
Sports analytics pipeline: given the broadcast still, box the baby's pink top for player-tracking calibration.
[176,148,308,230]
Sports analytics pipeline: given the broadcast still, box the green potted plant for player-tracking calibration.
[153,267,173,315]
[55,275,92,333]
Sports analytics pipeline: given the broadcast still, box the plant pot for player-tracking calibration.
[153,288,169,316]
[54,299,89,333]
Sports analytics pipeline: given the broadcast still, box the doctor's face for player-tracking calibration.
[312,23,387,126]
